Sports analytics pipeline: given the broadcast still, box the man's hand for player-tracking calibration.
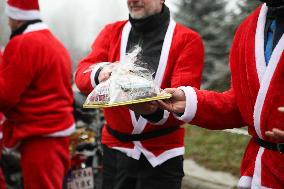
[265,129,284,142]
[98,64,117,83]
[278,106,284,113]
[265,107,284,142]
[157,88,186,114]
[128,101,159,115]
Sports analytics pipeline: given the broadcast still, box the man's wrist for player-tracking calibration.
[94,67,103,85]
[142,108,164,123]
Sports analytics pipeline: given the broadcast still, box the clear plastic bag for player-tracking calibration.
[85,46,161,106]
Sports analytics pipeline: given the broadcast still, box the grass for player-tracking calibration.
[183,124,250,176]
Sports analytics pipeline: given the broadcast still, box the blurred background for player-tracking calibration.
[0,0,261,185]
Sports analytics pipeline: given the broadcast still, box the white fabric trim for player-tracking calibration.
[253,4,284,139]
[255,4,268,82]
[47,123,76,137]
[0,132,2,140]
[23,23,48,34]
[120,22,131,61]
[134,141,184,167]
[90,62,110,88]
[251,147,272,189]
[5,4,41,20]
[155,19,176,86]
[237,176,252,189]
[174,86,197,123]
[148,110,170,125]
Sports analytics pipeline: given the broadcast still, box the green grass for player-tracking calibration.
[184,125,250,176]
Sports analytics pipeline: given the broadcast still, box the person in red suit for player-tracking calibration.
[1,0,75,188]
[0,50,6,189]
[75,0,204,188]
[157,0,284,188]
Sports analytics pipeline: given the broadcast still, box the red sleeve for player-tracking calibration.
[75,24,113,95]
[191,87,245,129]
[0,39,35,112]
[170,33,204,89]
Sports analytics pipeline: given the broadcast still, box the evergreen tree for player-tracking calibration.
[172,0,231,90]
[172,0,260,91]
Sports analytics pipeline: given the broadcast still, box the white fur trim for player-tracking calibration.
[120,22,131,61]
[155,19,176,86]
[2,123,75,151]
[255,4,268,82]
[253,4,284,139]
[47,123,76,137]
[174,86,197,123]
[0,132,2,140]
[134,141,184,167]
[5,4,41,20]
[90,62,110,88]
[251,147,272,189]
[237,176,252,189]
[148,110,170,125]
[23,23,48,34]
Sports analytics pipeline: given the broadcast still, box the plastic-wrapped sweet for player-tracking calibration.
[85,80,110,104]
[85,46,162,106]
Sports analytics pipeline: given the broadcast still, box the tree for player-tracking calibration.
[171,0,260,91]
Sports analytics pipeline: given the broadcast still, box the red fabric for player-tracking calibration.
[1,28,74,148]
[190,5,284,188]
[20,137,70,189]
[75,21,204,158]
[7,0,39,10]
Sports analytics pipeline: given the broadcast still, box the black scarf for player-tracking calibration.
[129,5,170,33]
[259,0,284,7]
[10,19,42,40]
[267,6,284,18]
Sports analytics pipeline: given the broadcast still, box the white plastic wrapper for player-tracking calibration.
[85,47,161,105]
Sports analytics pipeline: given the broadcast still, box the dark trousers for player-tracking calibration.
[102,145,184,189]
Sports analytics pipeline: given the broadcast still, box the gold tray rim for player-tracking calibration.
[83,94,172,109]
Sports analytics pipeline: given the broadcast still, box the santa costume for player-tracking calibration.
[1,0,75,188]
[178,3,284,189]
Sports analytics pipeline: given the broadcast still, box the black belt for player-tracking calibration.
[254,137,284,153]
[106,125,180,142]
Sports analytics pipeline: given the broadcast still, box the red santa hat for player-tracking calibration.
[5,0,41,20]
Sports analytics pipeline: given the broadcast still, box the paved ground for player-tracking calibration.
[181,159,239,189]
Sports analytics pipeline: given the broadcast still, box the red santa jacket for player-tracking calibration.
[178,4,284,189]
[0,23,75,149]
[75,20,204,166]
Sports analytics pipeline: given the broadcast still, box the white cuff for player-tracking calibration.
[237,176,252,189]
[90,62,110,88]
[148,110,170,125]
[173,86,197,123]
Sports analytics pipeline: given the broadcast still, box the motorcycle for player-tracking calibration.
[64,91,104,189]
